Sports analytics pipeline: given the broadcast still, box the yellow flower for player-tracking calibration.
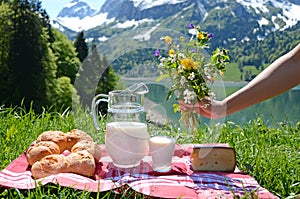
[198,32,204,40]
[168,49,175,56]
[193,61,199,70]
[181,58,195,70]
[164,36,172,44]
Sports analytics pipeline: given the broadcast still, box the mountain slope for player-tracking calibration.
[53,0,300,39]
[58,0,97,19]
[51,0,300,78]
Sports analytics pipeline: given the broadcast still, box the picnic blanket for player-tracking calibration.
[0,144,277,199]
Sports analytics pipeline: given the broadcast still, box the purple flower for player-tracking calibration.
[208,33,213,39]
[191,48,197,53]
[188,23,195,29]
[154,49,160,57]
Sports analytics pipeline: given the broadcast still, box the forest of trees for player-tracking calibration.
[0,0,118,112]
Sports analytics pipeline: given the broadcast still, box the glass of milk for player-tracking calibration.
[92,83,150,168]
[149,136,176,172]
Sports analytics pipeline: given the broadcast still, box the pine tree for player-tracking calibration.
[75,44,101,107]
[0,2,14,105]
[96,54,119,95]
[75,44,119,108]
[96,53,119,115]
[7,0,57,111]
[74,31,88,62]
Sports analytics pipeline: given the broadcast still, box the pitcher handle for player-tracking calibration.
[123,82,149,94]
[91,94,108,130]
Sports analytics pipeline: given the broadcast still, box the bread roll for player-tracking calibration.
[31,129,97,178]
[36,130,67,152]
[66,150,95,177]
[31,154,69,179]
[71,140,102,162]
[65,129,93,151]
[26,141,60,165]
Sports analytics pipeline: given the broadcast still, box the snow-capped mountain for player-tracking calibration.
[52,0,300,43]
[57,0,97,19]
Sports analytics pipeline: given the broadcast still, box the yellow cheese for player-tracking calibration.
[191,144,236,172]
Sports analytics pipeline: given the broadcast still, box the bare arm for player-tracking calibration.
[225,43,300,115]
[179,42,300,118]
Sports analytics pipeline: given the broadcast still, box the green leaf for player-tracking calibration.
[156,73,170,82]
[166,90,174,101]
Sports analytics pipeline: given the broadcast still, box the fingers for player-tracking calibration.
[178,99,225,119]
[178,100,208,115]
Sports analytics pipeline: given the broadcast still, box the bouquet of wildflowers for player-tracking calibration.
[154,23,230,133]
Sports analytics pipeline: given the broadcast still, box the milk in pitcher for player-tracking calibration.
[106,121,149,168]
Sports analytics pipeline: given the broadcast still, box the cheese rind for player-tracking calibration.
[191,146,236,172]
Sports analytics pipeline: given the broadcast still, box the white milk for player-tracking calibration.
[149,136,176,172]
[106,121,149,168]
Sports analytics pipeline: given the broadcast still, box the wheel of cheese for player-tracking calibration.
[191,145,236,172]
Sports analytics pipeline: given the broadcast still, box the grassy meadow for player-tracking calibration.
[0,105,299,198]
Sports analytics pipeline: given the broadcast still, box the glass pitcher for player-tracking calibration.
[92,83,149,168]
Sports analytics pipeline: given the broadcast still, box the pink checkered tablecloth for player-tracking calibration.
[0,144,277,199]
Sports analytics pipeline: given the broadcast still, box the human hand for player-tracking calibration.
[178,98,226,119]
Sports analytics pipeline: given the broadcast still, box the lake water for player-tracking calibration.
[123,79,300,127]
[225,85,300,126]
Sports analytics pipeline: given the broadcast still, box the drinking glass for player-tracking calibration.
[149,136,176,172]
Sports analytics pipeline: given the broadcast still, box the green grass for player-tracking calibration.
[0,106,299,198]
[223,63,242,82]
[222,63,263,82]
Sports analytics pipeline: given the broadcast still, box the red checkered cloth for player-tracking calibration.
[0,144,277,199]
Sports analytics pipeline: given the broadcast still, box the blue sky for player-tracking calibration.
[41,0,106,18]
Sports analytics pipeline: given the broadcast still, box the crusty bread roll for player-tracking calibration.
[65,129,93,151]
[36,130,67,152]
[31,154,69,179]
[26,141,60,166]
[66,150,95,177]
[71,140,102,162]
[30,129,97,178]
[31,151,96,178]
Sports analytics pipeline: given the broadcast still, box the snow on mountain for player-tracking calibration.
[54,0,190,31]
[64,0,80,8]
[113,18,155,29]
[130,0,188,10]
[236,0,300,30]
[57,0,97,18]
[53,0,300,34]
[56,0,108,31]
[235,0,269,13]
[279,2,300,29]
[132,25,160,41]
[258,17,269,27]
[57,13,115,32]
